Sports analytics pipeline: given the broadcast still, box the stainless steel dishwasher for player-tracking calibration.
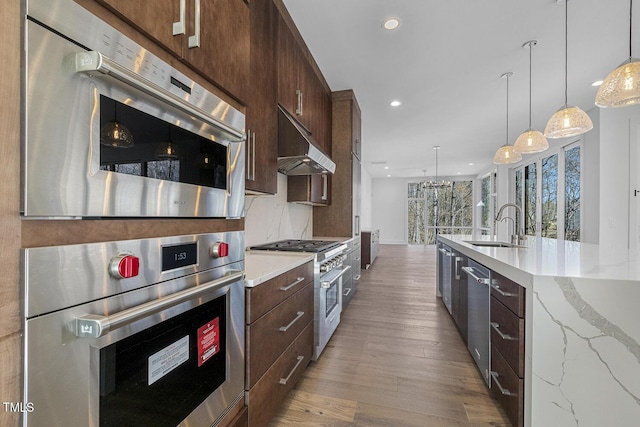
[437,243,454,314]
[462,259,491,386]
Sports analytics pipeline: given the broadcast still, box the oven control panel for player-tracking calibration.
[320,254,347,273]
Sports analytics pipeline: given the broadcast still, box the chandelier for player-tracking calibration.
[422,146,451,188]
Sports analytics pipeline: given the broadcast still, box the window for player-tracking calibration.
[524,163,537,235]
[514,142,582,241]
[407,181,473,244]
[564,146,581,241]
[541,154,558,238]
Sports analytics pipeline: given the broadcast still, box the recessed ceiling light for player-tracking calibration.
[384,166,389,169]
[468,162,474,166]
[457,172,462,175]
[386,174,391,177]
[591,80,604,87]
[383,18,400,30]
[390,100,402,107]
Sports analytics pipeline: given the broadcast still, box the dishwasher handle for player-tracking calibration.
[461,266,490,285]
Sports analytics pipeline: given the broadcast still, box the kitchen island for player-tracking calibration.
[438,235,640,427]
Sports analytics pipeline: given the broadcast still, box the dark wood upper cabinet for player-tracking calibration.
[95,0,250,103]
[313,90,361,237]
[276,10,331,155]
[245,0,277,194]
[287,174,331,206]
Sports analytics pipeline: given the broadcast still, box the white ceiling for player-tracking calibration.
[282,0,637,179]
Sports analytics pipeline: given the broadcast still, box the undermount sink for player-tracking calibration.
[463,240,524,248]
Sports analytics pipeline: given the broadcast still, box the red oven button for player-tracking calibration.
[109,254,140,279]
[210,242,229,258]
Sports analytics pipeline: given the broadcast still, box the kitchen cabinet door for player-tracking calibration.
[245,0,277,194]
[276,12,331,154]
[96,0,250,103]
[276,15,300,116]
[96,0,183,55]
[313,90,361,238]
[287,174,330,206]
[181,0,250,103]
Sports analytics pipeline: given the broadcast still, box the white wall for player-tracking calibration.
[598,104,640,250]
[371,177,407,244]
[581,107,601,244]
[244,173,313,247]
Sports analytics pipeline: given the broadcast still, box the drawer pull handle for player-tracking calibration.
[491,282,516,297]
[353,274,361,281]
[461,266,490,285]
[354,257,361,261]
[279,355,304,385]
[490,371,515,396]
[491,322,516,340]
[279,311,305,332]
[343,288,352,297]
[280,277,305,292]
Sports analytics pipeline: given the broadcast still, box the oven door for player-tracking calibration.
[314,265,350,360]
[23,18,245,218]
[23,265,245,427]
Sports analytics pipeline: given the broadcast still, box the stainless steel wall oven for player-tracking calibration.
[22,232,245,426]
[23,0,245,218]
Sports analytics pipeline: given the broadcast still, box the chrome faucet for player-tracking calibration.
[495,203,527,245]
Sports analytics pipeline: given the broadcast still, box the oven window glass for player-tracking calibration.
[99,96,227,190]
[325,278,339,316]
[99,294,227,427]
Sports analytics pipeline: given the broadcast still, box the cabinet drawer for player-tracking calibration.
[490,271,525,317]
[490,296,525,377]
[491,344,524,427]
[247,323,313,427]
[246,261,313,323]
[246,283,313,388]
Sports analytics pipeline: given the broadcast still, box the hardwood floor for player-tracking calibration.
[269,244,510,427]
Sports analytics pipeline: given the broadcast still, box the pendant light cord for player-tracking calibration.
[528,42,532,129]
[630,0,633,59]
[506,73,510,144]
[564,0,568,106]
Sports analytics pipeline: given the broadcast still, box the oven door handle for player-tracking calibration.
[73,271,245,339]
[320,265,351,289]
[74,51,244,142]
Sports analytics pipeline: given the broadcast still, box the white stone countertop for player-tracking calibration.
[244,251,314,288]
[438,234,640,286]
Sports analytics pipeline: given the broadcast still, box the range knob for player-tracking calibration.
[210,242,229,258]
[109,254,140,279]
[320,264,329,272]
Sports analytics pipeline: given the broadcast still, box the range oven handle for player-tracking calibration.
[73,271,245,339]
[320,265,351,289]
[74,51,244,142]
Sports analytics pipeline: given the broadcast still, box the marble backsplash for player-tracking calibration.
[244,173,313,248]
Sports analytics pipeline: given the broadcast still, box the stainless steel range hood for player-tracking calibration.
[278,105,336,175]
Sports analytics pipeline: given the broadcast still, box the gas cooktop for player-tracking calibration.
[250,239,341,253]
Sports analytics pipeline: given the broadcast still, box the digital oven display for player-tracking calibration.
[162,242,198,271]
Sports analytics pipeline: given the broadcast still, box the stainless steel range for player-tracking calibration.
[250,240,348,360]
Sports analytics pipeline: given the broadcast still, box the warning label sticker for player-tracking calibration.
[197,317,220,367]
[148,335,189,385]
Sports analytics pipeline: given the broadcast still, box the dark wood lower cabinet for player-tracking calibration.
[247,323,313,427]
[245,260,314,427]
[491,344,524,427]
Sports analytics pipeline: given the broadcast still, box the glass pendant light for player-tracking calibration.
[514,40,549,154]
[595,0,640,107]
[545,0,593,138]
[494,72,523,164]
[100,102,134,148]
